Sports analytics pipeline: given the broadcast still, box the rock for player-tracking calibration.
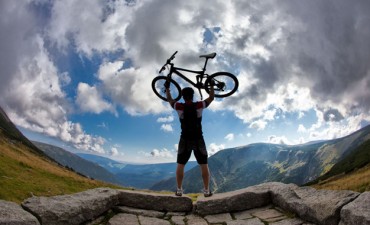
[0,200,40,225]
[22,188,119,225]
[138,215,171,225]
[251,208,287,222]
[115,206,165,218]
[185,214,208,225]
[118,190,193,212]
[339,191,370,225]
[270,218,307,225]
[108,213,139,225]
[271,185,360,225]
[204,212,233,223]
[227,218,265,225]
[170,215,186,225]
[195,182,279,215]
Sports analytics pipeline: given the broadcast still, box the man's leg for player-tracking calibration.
[176,163,185,190]
[200,164,210,190]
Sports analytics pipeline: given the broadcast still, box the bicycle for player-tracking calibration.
[151,51,239,102]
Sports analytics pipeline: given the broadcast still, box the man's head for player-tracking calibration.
[182,87,194,101]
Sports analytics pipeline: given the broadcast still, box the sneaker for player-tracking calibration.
[203,189,213,197]
[175,188,183,197]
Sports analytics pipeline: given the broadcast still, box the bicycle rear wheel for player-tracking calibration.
[151,76,181,102]
[205,72,239,98]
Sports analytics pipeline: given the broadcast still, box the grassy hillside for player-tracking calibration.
[0,132,121,204]
[308,139,370,192]
[0,128,124,205]
[0,107,123,203]
[311,163,370,192]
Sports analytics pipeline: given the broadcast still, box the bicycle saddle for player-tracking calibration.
[199,52,217,59]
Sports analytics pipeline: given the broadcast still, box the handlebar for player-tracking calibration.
[159,51,178,73]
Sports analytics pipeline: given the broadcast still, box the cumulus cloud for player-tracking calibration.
[0,1,108,154]
[76,83,115,114]
[157,115,174,123]
[225,133,234,141]
[209,143,225,155]
[160,124,173,132]
[149,148,175,158]
[249,120,267,131]
[97,61,168,115]
[110,147,119,156]
[268,135,292,145]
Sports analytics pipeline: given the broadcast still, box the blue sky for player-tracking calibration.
[1,0,370,163]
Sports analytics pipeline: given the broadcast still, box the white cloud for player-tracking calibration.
[148,148,175,159]
[109,147,120,156]
[225,133,234,141]
[298,124,307,133]
[0,1,109,155]
[268,135,292,145]
[97,61,168,115]
[157,115,174,123]
[249,120,267,131]
[160,124,173,132]
[209,143,225,155]
[76,83,115,114]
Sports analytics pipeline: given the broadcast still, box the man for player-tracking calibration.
[166,83,214,197]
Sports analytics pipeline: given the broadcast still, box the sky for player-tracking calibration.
[1,0,370,164]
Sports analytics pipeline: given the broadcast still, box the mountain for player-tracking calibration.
[307,138,370,192]
[151,125,370,193]
[32,141,122,186]
[0,106,119,203]
[76,153,129,174]
[0,107,50,159]
[77,153,197,189]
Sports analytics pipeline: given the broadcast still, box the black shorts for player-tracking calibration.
[177,137,208,165]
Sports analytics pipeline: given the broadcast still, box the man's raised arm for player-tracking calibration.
[205,82,215,106]
[166,87,176,108]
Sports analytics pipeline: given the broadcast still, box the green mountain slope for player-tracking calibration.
[0,107,120,203]
[33,141,122,186]
[306,139,370,192]
[151,125,370,193]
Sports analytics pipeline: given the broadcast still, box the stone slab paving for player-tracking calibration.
[108,213,139,225]
[204,212,233,223]
[114,206,165,218]
[105,205,316,225]
[138,215,171,225]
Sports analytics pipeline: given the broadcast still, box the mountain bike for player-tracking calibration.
[151,51,239,102]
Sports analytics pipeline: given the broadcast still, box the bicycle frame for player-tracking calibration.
[166,55,213,99]
[167,65,209,99]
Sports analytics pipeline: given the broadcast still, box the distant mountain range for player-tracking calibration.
[1,105,369,194]
[76,153,197,189]
[151,125,370,193]
[32,141,121,186]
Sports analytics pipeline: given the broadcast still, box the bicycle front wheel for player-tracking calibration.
[151,76,181,102]
[205,72,239,98]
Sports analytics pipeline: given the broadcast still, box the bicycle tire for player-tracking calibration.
[205,72,239,98]
[151,76,182,102]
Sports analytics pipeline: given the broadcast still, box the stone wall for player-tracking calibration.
[0,182,369,225]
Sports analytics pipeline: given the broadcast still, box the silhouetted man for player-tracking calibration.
[166,84,214,197]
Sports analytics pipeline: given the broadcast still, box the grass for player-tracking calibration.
[0,135,120,204]
[312,163,370,192]
[307,139,370,192]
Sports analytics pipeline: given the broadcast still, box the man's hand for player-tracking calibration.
[165,80,176,107]
[205,79,215,106]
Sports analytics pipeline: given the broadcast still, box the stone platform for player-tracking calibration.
[101,205,314,225]
[0,182,369,225]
